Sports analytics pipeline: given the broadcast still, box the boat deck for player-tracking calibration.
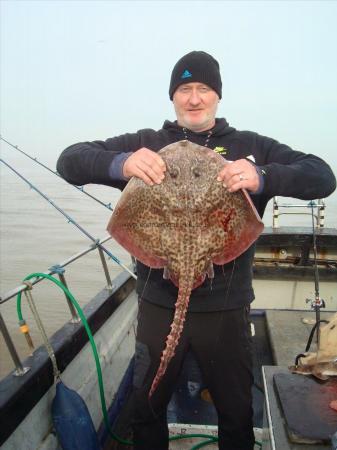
[167,309,334,450]
[168,424,263,449]
[105,308,336,449]
[2,273,334,450]
[262,309,334,450]
[265,308,332,366]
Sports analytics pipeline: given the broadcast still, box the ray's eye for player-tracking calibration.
[169,168,179,178]
[192,167,202,178]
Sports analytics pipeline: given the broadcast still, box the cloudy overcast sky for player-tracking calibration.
[1,0,337,181]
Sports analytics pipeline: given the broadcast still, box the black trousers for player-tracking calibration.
[131,300,255,450]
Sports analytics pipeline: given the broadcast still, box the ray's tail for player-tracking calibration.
[149,276,193,398]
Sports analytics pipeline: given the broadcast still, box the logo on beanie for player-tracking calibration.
[181,69,192,79]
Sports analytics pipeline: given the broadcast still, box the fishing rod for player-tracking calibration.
[292,201,327,368]
[0,158,136,280]
[309,200,325,346]
[0,135,113,211]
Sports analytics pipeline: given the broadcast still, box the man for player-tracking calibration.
[57,51,336,450]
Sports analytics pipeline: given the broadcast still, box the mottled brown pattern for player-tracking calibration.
[107,140,263,397]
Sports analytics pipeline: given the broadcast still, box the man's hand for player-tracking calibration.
[217,159,260,193]
[123,148,166,185]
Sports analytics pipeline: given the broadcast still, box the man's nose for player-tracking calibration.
[188,89,201,105]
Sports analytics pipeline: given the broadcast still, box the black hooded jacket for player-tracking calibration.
[57,119,336,311]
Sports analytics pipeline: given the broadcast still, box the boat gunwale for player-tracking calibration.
[0,271,136,446]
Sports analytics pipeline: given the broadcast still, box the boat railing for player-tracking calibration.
[272,197,325,228]
[0,235,129,378]
[0,196,330,378]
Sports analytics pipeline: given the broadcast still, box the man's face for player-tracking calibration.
[172,82,219,132]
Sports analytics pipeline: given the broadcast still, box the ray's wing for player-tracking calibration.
[187,150,264,266]
[107,141,264,268]
[107,178,168,268]
[209,186,264,264]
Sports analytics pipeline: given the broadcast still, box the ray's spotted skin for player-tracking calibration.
[107,140,264,397]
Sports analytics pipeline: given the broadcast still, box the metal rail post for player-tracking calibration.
[0,311,30,376]
[98,248,114,291]
[49,265,80,323]
[58,273,81,323]
[272,197,279,228]
[318,199,325,228]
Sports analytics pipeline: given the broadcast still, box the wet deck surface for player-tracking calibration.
[263,310,334,449]
[104,308,335,449]
[103,313,272,449]
[266,309,333,366]
[263,366,332,449]
[168,424,263,449]
[166,313,272,428]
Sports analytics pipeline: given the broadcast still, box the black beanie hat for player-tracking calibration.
[169,51,222,100]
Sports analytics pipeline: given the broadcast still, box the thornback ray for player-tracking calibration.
[107,140,264,397]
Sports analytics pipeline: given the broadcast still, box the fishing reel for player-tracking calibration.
[305,296,326,310]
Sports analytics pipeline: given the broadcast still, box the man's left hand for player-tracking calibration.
[217,159,260,193]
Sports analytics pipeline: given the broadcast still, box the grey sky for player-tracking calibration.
[1,0,337,187]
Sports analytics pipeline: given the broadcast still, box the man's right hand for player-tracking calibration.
[122,148,166,185]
